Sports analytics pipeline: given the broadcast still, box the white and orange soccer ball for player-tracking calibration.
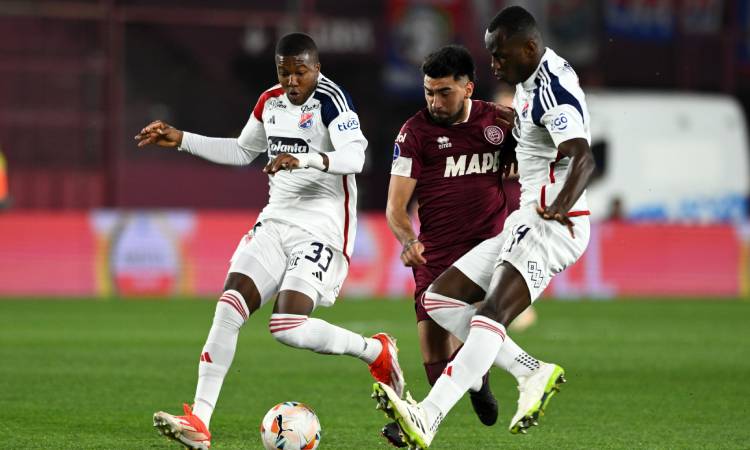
[260,401,321,450]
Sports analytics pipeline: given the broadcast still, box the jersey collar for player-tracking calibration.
[520,47,553,91]
[454,99,473,125]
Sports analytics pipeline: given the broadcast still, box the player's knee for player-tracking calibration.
[224,272,262,315]
[268,313,309,348]
[214,289,250,328]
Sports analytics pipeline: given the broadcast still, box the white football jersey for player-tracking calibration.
[237,74,366,260]
[512,48,590,215]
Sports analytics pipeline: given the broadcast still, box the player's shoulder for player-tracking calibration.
[401,108,431,131]
[258,84,284,101]
[313,74,356,126]
[532,48,586,124]
[537,49,582,95]
[396,109,431,144]
[469,99,498,117]
[252,84,284,119]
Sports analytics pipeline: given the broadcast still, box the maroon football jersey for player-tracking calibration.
[391,100,514,261]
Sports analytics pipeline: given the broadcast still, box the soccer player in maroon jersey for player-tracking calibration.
[383,45,545,446]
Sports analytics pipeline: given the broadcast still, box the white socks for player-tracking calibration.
[424,291,540,380]
[193,290,249,428]
[422,316,506,426]
[495,334,541,380]
[270,313,382,364]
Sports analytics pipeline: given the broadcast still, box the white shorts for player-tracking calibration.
[228,220,348,308]
[453,207,590,302]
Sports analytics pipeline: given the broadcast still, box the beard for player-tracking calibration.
[428,102,465,126]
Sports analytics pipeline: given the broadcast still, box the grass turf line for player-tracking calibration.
[0,299,748,449]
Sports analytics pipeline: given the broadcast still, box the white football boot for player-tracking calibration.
[372,382,435,449]
[509,362,566,434]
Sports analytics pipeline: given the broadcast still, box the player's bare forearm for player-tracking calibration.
[386,206,417,246]
[548,138,595,213]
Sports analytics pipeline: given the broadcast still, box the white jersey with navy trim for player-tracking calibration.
[512,48,590,214]
[237,73,366,259]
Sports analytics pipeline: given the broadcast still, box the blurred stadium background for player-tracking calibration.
[2,0,750,299]
[2,1,750,449]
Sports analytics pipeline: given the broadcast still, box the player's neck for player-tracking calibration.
[452,99,472,125]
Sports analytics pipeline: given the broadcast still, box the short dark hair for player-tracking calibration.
[275,32,318,58]
[421,45,475,83]
[487,5,537,38]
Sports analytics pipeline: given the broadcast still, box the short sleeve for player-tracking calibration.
[390,125,421,179]
[541,104,587,148]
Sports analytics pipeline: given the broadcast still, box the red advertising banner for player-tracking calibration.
[0,211,746,299]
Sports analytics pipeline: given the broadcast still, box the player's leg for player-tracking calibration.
[268,241,404,397]
[154,224,284,449]
[419,269,499,425]
[425,250,543,385]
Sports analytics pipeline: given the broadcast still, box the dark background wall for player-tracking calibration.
[1,0,748,210]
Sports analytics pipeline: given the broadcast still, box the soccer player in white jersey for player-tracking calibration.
[370,6,595,448]
[135,33,404,450]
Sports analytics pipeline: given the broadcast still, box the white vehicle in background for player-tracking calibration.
[585,91,750,223]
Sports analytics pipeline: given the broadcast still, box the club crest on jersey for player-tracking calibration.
[483,125,505,145]
[437,136,452,149]
[521,101,529,118]
[298,112,314,130]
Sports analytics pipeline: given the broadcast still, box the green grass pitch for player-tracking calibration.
[1,298,749,449]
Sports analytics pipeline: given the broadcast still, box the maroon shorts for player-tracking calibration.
[412,241,484,322]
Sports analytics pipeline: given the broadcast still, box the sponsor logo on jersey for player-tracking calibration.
[521,101,529,118]
[395,132,407,143]
[393,143,401,161]
[298,112,314,129]
[267,98,287,110]
[267,115,275,124]
[483,125,505,145]
[301,103,320,113]
[337,117,360,131]
[267,136,310,155]
[437,136,452,149]
[552,112,568,131]
[444,151,500,177]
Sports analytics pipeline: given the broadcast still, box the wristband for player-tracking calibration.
[294,152,326,171]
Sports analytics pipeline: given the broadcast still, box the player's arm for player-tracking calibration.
[135,116,265,166]
[540,137,594,216]
[537,103,595,236]
[266,89,367,175]
[493,104,518,177]
[386,175,426,267]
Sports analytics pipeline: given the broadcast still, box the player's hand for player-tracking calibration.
[263,153,301,175]
[536,203,575,238]
[134,120,183,148]
[401,239,426,267]
[501,144,518,178]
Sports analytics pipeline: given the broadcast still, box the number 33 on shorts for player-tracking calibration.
[287,241,334,284]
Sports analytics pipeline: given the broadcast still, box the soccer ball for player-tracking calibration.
[260,401,321,450]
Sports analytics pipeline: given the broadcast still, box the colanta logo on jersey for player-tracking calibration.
[298,112,314,129]
[437,136,452,149]
[267,137,310,155]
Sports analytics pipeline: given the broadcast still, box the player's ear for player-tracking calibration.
[465,81,475,98]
